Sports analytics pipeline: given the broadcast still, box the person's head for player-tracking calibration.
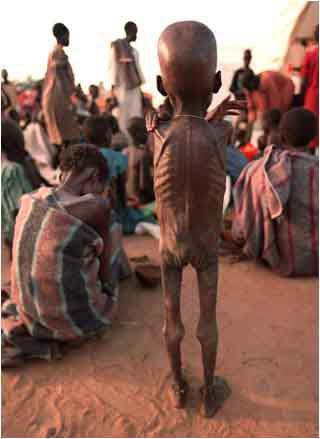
[1,69,8,83]
[105,96,117,113]
[280,108,317,149]
[53,22,70,46]
[83,115,112,147]
[127,117,148,145]
[1,118,27,162]
[125,21,138,42]
[59,144,109,195]
[157,21,221,111]
[89,84,99,100]
[243,49,252,68]
[242,71,260,92]
[314,24,319,44]
[262,108,282,133]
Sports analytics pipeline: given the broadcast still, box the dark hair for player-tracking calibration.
[280,108,317,148]
[89,84,99,97]
[127,117,147,145]
[244,49,252,57]
[53,23,69,39]
[83,116,112,147]
[242,71,259,91]
[1,119,27,162]
[104,114,119,135]
[125,21,137,34]
[263,108,282,129]
[59,144,109,182]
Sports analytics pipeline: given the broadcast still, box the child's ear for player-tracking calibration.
[157,75,167,96]
[212,71,222,94]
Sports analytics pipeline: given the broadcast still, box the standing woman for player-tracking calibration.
[42,23,80,156]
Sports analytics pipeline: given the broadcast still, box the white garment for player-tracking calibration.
[24,122,59,185]
[108,44,145,138]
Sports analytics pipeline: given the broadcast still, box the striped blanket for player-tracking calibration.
[232,145,318,276]
[3,190,119,348]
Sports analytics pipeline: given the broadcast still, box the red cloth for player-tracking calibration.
[240,143,259,161]
[301,46,319,149]
[246,71,294,123]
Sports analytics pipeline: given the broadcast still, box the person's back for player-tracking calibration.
[125,117,153,203]
[10,145,117,344]
[154,117,226,262]
[232,108,318,276]
[260,70,294,112]
[281,151,318,275]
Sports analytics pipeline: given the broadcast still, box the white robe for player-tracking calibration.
[108,44,145,138]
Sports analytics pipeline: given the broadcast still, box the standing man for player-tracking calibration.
[229,49,254,143]
[300,24,319,151]
[42,23,80,153]
[109,22,145,139]
[229,49,253,100]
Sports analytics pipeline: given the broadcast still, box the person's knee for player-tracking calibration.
[196,320,218,347]
[163,318,185,346]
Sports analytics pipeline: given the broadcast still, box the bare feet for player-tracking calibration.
[200,376,231,418]
[168,379,189,409]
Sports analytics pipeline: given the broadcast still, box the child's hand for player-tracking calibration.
[146,98,172,132]
[206,95,246,123]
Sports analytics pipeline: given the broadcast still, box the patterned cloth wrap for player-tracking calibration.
[232,145,319,276]
[2,188,121,360]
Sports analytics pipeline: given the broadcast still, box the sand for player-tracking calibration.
[2,235,318,438]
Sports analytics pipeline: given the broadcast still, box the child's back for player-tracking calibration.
[153,116,227,268]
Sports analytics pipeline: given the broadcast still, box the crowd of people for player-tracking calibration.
[1,20,318,370]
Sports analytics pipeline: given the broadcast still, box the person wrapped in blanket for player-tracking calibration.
[2,144,121,367]
[232,108,318,276]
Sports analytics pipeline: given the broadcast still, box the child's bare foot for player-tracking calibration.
[168,379,189,409]
[200,376,231,418]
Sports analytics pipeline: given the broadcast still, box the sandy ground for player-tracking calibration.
[2,235,318,438]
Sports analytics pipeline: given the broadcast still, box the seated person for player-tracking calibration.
[123,117,154,205]
[2,118,46,188]
[232,108,318,276]
[258,108,282,153]
[2,144,119,365]
[83,115,128,211]
[2,118,46,274]
[225,130,249,184]
[1,125,35,292]
[105,114,129,152]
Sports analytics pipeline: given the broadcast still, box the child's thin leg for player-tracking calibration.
[161,260,187,406]
[196,256,231,417]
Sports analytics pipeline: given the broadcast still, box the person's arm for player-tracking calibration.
[133,49,145,85]
[64,196,111,286]
[108,45,118,95]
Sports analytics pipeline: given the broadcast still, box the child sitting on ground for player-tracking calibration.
[83,115,128,212]
[123,117,154,206]
[258,108,282,153]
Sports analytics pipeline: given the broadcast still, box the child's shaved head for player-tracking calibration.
[280,108,317,148]
[157,21,218,102]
